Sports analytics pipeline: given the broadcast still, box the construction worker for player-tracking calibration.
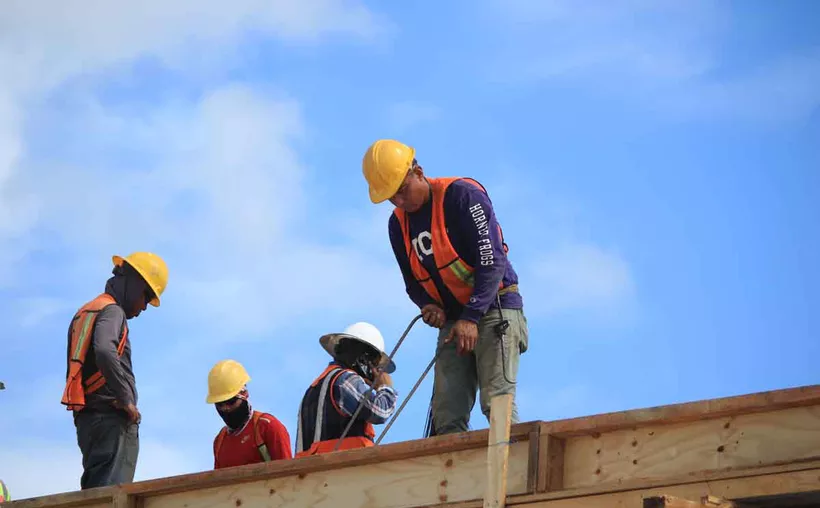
[0,479,9,503]
[362,140,529,436]
[295,322,397,456]
[206,360,293,468]
[61,252,168,489]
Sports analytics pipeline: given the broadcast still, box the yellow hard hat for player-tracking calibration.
[112,252,168,307]
[206,359,251,404]
[362,139,416,203]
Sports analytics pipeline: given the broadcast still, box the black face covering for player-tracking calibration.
[217,399,251,431]
[335,339,381,382]
[105,263,148,318]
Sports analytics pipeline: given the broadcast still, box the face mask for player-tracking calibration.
[217,398,251,431]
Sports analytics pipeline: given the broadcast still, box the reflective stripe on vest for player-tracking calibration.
[295,366,340,454]
[214,411,271,464]
[61,293,128,412]
[394,177,510,306]
[295,366,375,456]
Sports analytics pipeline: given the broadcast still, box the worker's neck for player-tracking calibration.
[423,179,432,204]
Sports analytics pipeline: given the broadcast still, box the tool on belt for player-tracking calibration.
[333,314,423,451]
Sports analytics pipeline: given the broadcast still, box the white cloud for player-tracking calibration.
[0,0,389,281]
[483,0,820,126]
[385,101,440,133]
[659,49,820,127]
[8,82,413,338]
[486,0,717,86]
[0,0,409,335]
[14,297,74,329]
[0,3,415,499]
[529,243,636,320]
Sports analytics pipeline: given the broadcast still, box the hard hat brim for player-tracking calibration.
[113,255,161,307]
[368,183,396,204]
[206,387,246,404]
[320,333,396,374]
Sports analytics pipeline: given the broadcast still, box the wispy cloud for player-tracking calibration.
[472,174,637,326]
[0,0,390,288]
[529,243,636,322]
[3,82,414,338]
[485,0,717,86]
[658,49,820,127]
[0,1,408,499]
[385,100,440,133]
[482,0,820,126]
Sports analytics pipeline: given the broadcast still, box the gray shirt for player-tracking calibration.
[84,304,137,410]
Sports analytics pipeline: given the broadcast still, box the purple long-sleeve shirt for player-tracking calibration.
[388,178,523,323]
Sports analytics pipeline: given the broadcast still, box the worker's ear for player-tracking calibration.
[412,162,424,178]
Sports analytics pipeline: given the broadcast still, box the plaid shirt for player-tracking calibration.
[331,365,398,424]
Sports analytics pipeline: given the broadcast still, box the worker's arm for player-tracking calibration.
[260,415,293,460]
[92,305,135,407]
[333,371,398,424]
[446,181,508,323]
[388,214,437,309]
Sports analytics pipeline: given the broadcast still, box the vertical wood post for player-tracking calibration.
[483,393,513,508]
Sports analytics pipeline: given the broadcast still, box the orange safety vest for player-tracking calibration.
[61,293,128,412]
[394,177,510,307]
[213,411,272,463]
[294,366,375,458]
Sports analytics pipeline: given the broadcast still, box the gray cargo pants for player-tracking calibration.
[74,410,139,489]
[431,307,529,435]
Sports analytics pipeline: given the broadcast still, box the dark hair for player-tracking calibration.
[335,338,379,364]
[335,338,381,380]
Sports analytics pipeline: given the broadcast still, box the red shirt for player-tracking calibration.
[213,412,292,469]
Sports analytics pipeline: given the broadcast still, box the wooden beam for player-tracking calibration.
[526,427,541,493]
[484,394,513,508]
[643,494,749,508]
[535,424,565,493]
[543,384,820,438]
[560,404,820,490]
[442,463,820,508]
[5,426,536,508]
[3,489,115,508]
[144,440,531,508]
[6,385,820,508]
[127,423,538,497]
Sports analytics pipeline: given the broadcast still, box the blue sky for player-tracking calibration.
[1,0,818,499]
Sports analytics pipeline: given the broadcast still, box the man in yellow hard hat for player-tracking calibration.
[62,252,168,489]
[362,140,529,436]
[206,360,292,469]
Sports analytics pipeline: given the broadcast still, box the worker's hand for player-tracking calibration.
[125,403,142,425]
[445,320,479,356]
[372,370,393,389]
[421,304,446,328]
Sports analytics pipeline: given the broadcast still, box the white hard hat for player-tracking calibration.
[320,322,396,374]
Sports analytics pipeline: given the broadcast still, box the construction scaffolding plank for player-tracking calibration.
[7,384,820,508]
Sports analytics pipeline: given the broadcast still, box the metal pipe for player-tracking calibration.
[333,314,422,451]
[375,347,441,445]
